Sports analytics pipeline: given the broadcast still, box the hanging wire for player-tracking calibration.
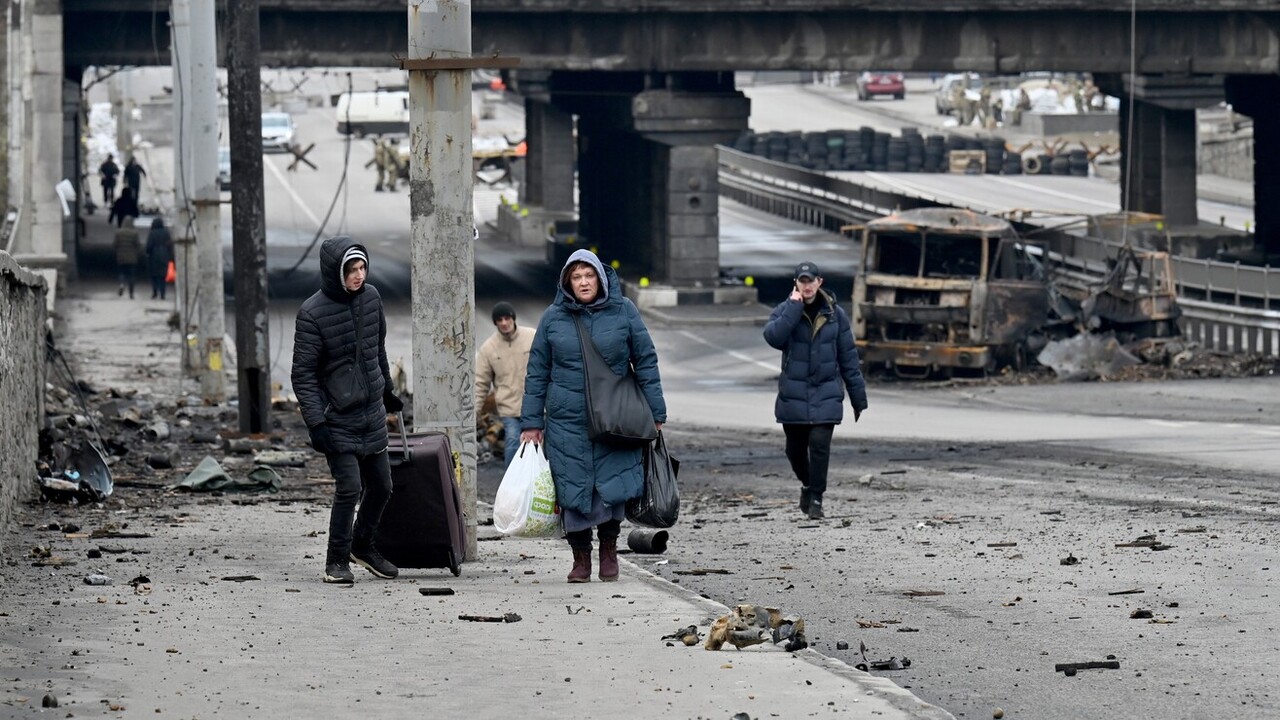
[1120,0,1138,250]
[276,71,356,278]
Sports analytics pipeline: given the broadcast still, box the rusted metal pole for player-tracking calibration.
[408,0,477,560]
[190,0,225,402]
[226,0,271,433]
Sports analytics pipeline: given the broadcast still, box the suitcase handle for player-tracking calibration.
[393,411,412,464]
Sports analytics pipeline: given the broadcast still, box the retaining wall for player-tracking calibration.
[0,252,47,548]
[1199,131,1253,183]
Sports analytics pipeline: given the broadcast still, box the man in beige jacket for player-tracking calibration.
[476,302,536,468]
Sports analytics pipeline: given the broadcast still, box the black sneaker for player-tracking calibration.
[324,560,355,584]
[807,497,825,520]
[799,486,812,514]
[351,545,399,579]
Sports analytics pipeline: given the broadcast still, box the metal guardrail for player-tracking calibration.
[717,146,1280,357]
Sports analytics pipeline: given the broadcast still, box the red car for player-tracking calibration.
[856,72,905,100]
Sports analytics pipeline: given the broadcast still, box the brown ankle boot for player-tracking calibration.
[598,537,619,581]
[567,548,592,583]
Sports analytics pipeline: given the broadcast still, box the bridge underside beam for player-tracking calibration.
[65,8,1279,75]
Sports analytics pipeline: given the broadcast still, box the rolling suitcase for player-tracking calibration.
[374,416,466,576]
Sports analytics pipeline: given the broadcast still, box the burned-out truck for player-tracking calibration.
[852,208,1049,377]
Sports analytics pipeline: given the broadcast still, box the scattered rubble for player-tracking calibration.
[704,604,808,652]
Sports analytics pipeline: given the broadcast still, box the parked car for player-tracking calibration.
[935,73,983,115]
[217,146,231,190]
[856,72,905,101]
[261,112,296,152]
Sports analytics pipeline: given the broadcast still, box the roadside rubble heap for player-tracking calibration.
[694,603,809,652]
[37,339,332,513]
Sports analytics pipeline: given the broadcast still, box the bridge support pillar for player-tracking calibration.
[1121,100,1197,227]
[522,98,575,214]
[575,83,748,295]
[1225,74,1280,261]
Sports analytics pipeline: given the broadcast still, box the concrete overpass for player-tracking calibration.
[10,0,1280,295]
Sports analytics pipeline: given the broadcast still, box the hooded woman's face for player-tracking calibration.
[567,262,599,304]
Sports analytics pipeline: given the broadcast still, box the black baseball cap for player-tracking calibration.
[794,261,820,280]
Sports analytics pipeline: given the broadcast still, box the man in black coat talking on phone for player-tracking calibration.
[763,261,868,520]
[292,236,404,583]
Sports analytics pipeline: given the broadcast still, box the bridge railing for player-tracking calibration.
[717,145,1280,357]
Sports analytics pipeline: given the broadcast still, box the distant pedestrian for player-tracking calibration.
[762,261,868,520]
[108,187,139,228]
[113,216,141,299]
[292,235,403,584]
[475,301,535,469]
[99,154,120,205]
[144,217,174,301]
[123,156,146,201]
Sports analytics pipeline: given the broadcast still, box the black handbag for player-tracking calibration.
[572,314,657,447]
[627,430,680,528]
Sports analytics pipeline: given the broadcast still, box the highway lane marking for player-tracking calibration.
[262,155,323,229]
[675,330,779,374]
[988,176,1116,212]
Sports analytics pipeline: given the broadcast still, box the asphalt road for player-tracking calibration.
[93,74,1277,719]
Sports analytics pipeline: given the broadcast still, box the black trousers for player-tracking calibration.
[783,423,835,497]
[566,519,621,551]
[325,450,393,557]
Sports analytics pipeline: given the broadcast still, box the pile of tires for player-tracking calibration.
[730,129,1091,178]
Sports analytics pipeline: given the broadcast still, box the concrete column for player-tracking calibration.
[573,83,747,291]
[1225,74,1280,260]
[62,78,79,278]
[1121,99,1198,227]
[6,1,21,230]
[19,0,65,265]
[521,98,574,213]
[656,144,720,287]
[408,0,477,561]
[171,0,196,369]
[189,0,225,402]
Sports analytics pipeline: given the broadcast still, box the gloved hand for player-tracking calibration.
[383,391,404,413]
[308,423,334,454]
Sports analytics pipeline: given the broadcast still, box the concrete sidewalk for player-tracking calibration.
[0,270,954,718]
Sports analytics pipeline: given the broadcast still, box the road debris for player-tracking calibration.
[705,604,807,652]
[83,574,113,586]
[459,613,522,623]
[418,587,455,596]
[221,575,261,582]
[855,641,912,672]
[1108,588,1144,596]
[1056,659,1120,675]
[661,625,701,646]
[1129,609,1153,619]
[1060,553,1079,566]
[903,589,945,597]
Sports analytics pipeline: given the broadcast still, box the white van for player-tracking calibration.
[334,91,409,137]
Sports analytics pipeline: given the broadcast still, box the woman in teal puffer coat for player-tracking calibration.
[520,249,666,583]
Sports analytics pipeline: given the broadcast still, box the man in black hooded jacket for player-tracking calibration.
[292,236,404,583]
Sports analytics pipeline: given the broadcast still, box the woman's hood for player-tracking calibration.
[557,249,614,308]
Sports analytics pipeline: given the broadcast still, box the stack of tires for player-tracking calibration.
[983,137,1005,175]
[729,129,1094,178]
[923,135,947,173]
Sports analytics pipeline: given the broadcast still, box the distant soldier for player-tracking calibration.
[977,87,994,129]
[1082,80,1100,113]
[373,138,389,192]
[1009,89,1032,127]
[383,138,403,192]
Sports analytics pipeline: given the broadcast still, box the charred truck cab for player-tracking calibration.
[853,208,1048,378]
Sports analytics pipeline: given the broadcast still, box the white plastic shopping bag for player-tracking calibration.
[492,442,560,538]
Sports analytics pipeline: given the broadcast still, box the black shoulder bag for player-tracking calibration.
[572,314,657,447]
